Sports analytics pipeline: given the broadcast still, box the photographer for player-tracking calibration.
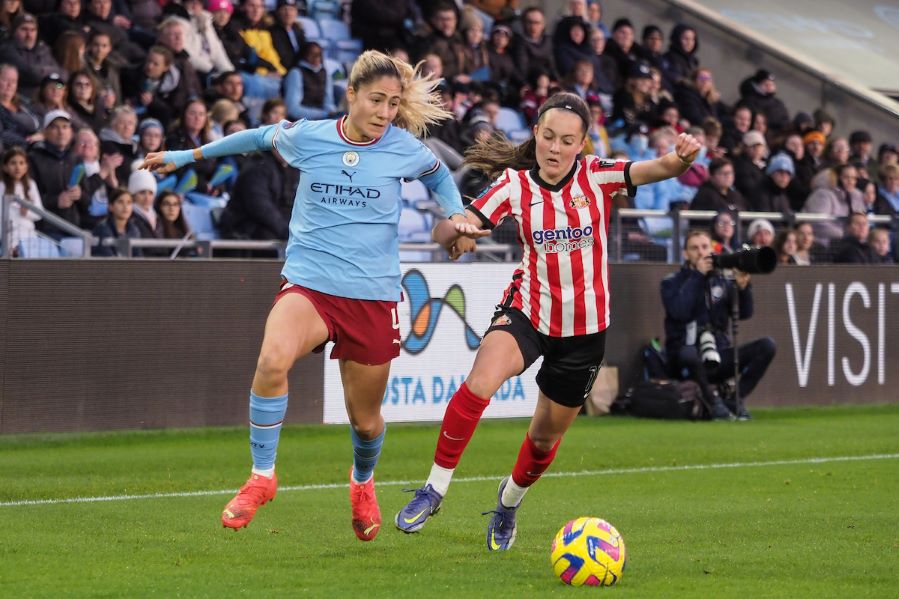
[660,230,776,420]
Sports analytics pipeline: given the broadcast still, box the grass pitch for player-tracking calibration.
[1,404,897,598]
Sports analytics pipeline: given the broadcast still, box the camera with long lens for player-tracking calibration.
[711,246,777,274]
[698,329,721,368]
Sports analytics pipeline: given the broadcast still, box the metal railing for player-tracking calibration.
[1,195,92,258]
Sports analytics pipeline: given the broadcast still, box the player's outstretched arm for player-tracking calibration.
[140,125,280,173]
[629,133,702,187]
[433,211,491,260]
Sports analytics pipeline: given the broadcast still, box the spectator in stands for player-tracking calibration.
[214,0,283,100]
[690,157,748,212]
[868,227,894,264]
[875,163,899,218]
[91,187,140,256]
[269,0,304,71]
[793,221,819,265]
[800,129,826,175]
[219,147,298,240]
[67,70,103,131]
[29,109,81,231]
[611,60,656,135]
[565,58,599,103]
[123,45,190,130]
[131,117,164,169]
[701,116,726,160]
[0,146,41,252]
[98,105,137,182]
[52,30,86,78]
[127,167,162,243]
[519,68,550,126]
[604,17,638,84]
[877,143,898,171]
[155,189,191,239]
[803,164,866,243]
[710,210,737,253]
[782,132,811,211]
[751,110,767,139]
[662,23,697,90]
[350,0,414,54]
[812,136,850,189]
[156,17,204,100]
[584,96,610,157]
[849,130,877,182]
[0,63,40,147]
[283,41,336,120]
[586,25,616,96]
[82,0,145,66]
[259,97,285,125]
[733,130,767,199]
[791,111,814,136]
[553,15,591,79]
[419,2,468,82]
[773,228,797,265]
[674,67,728,128]
[585,0,607,36]
[39,0,91,45]
[721,104,751,152]
[514,7,557,81]
[755,152,794,213]
[746,218,774,247]
[813,108,835,139]
[738,69,790,134]
[833,212,874,264]
[636,126,695,239]
[74,127,120,228]
[459,8,488,78]
[166,97,222,194]
[208,98,239,138]
[205,70,250,125]
[84,30,122,102]
[31,72,68,124]
[180,0,236,79]
[486,23,520,104]
[637,25,665,73]
[0,13,60,99]
[0,0,21,38]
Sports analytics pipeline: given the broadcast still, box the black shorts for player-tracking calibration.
[484,308,607,408]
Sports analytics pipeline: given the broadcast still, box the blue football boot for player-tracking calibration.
[484,477,518,551]
[395,484,443,533]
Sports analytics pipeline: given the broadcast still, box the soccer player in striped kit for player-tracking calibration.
[396,92,702,550]
[141,51,487,541]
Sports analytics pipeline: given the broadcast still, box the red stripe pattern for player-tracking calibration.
[470,157,630,336]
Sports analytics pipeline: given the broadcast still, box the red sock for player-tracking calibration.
[434,382,490,469]
[511,434,561,487]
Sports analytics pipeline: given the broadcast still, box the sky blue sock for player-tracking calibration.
[351,425,385,483]
[249,392,288,471]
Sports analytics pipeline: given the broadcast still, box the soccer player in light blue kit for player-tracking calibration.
[142,50,489,541]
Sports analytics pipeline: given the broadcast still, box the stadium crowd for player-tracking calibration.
[0,0,896,263]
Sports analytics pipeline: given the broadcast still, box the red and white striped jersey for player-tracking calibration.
[469,156,634,337]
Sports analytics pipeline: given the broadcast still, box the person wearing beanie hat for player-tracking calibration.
[1,12,62,99]
[756,152,794,213]
[738,66,789,134]
[746,218,775,247]
[127,169,164,250]
[638,24,665,76]
[812,108,835,138]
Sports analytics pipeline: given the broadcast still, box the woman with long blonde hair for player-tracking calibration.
[141,50,487,542]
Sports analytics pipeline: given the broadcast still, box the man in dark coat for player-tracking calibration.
[219,151,298,240]
[269,0,305,70]
[28,110,82,233]
[738,69,790,134]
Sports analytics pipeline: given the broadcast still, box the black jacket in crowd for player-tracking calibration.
[219,151,299,240]
[28,141,80,229]
[661,265,753,358]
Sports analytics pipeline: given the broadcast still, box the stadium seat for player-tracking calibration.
[495,107,529,141]
[183,195,226,241]
[309,0,339,19]
[58,237,85,257]
[16,236,60,258]
[297,16,321,39]
[398,206,433,262]
[317,18,350,40]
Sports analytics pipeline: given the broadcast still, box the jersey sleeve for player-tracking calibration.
[468,170,514,230]
[587,156,636,197]
[270,119,310,167]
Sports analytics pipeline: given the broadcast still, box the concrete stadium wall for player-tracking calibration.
[1,261,897,434]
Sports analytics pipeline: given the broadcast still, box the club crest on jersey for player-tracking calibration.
[492,314,512,327]
[342,151,360,167]
[569,194,590,209]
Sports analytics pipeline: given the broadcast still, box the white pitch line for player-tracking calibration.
[2,453,897,508]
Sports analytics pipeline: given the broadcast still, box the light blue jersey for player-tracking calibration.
[270,117,451,301]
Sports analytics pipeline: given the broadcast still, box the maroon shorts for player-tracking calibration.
[275,281,401,365]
